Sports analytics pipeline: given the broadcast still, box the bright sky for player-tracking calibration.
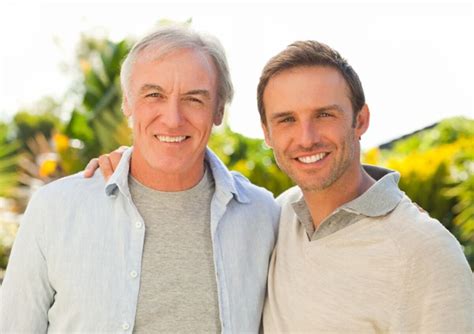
[0,0,472,149]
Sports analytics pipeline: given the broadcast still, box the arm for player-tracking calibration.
[0,192,54,332]
[83,146,128,180]
[403,230,473,332]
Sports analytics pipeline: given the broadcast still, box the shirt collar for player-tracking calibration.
[291,164,403,219]
[104,146,250,204]
[203,148,250,203]
[341,165,403,217]
[104,147,134,197]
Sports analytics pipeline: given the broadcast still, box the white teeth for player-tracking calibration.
[155,135,187,143]
[297,153,327,164]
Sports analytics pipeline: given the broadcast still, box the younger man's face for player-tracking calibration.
[262,65,369,192]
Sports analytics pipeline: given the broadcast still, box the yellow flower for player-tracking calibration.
[39,160,58,178]
[384,137,471,181]
[79,59,91,74]
[53,133,69,152]
[363,147,380,165]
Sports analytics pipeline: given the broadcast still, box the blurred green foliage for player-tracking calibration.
[0,122,9,144]
[0,211,17,269]
[0,122,19,199]
[210,126,293,196]
[65,36,132,162]
[12,99,62,151]
[363,117,474,268]
[0,141,20,198]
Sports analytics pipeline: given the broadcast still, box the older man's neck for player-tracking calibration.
[129,156,205,192]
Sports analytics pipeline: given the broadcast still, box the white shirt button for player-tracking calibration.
[130,270,138,278]
[135,221,143,229]
[122,322,130,330]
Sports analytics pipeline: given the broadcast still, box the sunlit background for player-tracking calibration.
[1,0,472,148]
[0,0,473,276]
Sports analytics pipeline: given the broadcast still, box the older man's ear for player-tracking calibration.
[213,105,224,126]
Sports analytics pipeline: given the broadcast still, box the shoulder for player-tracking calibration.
[385,198,472,322]
[228,172,281,231]
[20,171,116,249]
[18,172,106,245]
[231,171,279,208]
[382,195,468,267]
[27,171,106,209]
[276,186,302,208]
[386,195,453,239]
[274,186,302,225]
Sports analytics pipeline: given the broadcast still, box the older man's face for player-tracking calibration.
[123,48,222,190]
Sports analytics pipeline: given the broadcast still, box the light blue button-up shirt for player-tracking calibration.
[0,147,280,333]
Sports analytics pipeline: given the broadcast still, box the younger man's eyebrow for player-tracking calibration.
[270,111,294,121]
[315,104,344,113]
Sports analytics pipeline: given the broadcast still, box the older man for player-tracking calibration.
[0,26,279,333]
[259,40,473,332]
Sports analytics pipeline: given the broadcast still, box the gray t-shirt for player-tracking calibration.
[129,166,220,333]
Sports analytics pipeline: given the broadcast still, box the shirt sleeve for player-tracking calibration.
[0,191,54,333]
[402,227,474,332]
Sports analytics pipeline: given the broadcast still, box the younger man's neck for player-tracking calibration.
[303,166,375,229]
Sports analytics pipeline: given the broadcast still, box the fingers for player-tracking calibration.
[83,146,129,180]
[98,154,115,181]
[83,158,99,178]
[107,146,129,177]
[109,151,122,173]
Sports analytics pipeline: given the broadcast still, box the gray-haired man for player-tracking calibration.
[0,26,279,333]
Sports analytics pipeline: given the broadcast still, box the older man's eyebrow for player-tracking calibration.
[137,86,211,99]
[183,89,211,99]
[138,84,165,94]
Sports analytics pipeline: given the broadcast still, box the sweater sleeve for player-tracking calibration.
[400,226,473,333]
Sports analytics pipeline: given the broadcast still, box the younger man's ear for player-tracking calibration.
[261,122,273,148]
[355,104,370,137]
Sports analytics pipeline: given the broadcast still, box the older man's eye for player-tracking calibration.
[145,92,163,98]
[185,96,204,104]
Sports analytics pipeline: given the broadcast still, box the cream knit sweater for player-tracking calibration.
[264,187,474,333]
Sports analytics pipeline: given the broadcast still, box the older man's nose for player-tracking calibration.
[160,100,184,128]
